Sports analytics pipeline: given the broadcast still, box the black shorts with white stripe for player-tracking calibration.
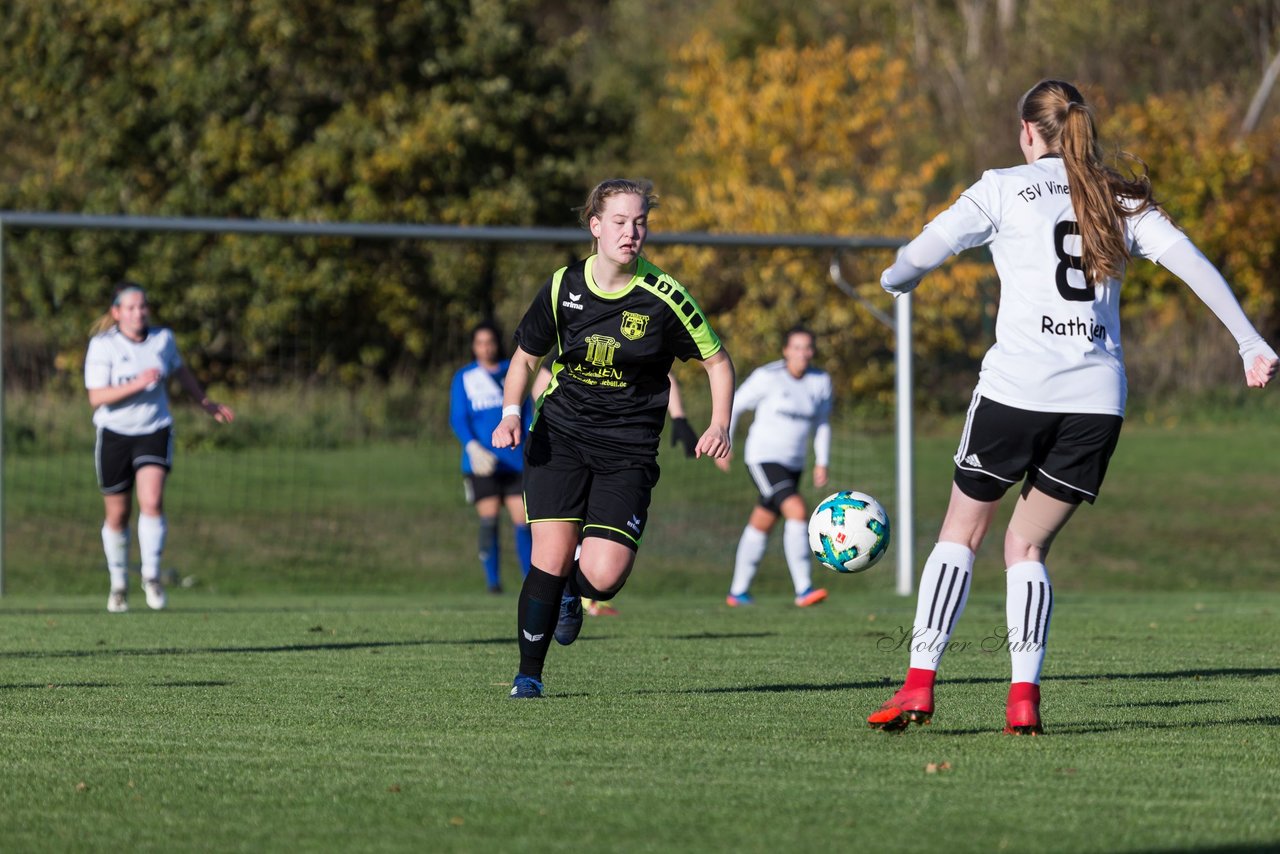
[95,425,173,495]
[747,461,803,514]
[952,394,1123,505]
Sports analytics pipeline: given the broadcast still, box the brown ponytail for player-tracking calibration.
[1020,80,1156,283]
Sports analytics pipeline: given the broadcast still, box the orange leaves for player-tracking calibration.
[657,31,948,400]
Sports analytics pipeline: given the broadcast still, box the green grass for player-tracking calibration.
[1,589,1276,852]
[3,399,1278,850]
[6,414,1280,594]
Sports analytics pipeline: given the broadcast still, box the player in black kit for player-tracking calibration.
[492,178,735,699]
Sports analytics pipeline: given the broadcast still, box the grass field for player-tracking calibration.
[0,589,1277,852]
[3,400,1278,851]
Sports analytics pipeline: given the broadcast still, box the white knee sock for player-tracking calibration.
[137,514,167,582]
[102,525,129,590]
[730,525,768,596]
[783,519,814,594]
[1006,561,1053,684]
[909,541,975,672]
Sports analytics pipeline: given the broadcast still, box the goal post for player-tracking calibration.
[0,211,913,597]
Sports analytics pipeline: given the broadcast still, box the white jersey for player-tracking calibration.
[84,326,184,435]
[731,360,833,469]
[925,156,1186,415]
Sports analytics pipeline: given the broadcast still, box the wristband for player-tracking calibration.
[502,404,522,419]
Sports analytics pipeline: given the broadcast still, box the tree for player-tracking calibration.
[0,0,617,385]
[654,31,989,410]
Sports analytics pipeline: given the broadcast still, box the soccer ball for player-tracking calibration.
[808,490,891,574]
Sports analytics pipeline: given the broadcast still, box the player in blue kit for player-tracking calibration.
[492,178,736,699]
[867,80,1277,735]
[449,321,534,593]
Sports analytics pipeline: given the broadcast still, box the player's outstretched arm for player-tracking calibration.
[175,364,234,423]
[492,346,541,449]
[695,349,735,460]
[880,229,953,296]
[1157,240,1278,389]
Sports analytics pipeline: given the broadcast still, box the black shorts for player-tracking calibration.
[747,461,802,514]
[953,394,1123,505]
[463,470,523,504]
[522,424,659,551]
[96,425,173,495]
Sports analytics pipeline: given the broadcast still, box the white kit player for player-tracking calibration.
[717,327,834,608]
[867,80,1277,736]
[85,283,234,612]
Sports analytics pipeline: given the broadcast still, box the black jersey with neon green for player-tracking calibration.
[514,255,722,454]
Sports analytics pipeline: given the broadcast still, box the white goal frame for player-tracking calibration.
[0,211,913,597]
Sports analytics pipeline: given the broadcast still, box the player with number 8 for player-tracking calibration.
[870,79,1277,735]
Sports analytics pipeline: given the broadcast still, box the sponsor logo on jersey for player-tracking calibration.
[584,334,620,367]
[561,290,585,311]
[620,311,649,341]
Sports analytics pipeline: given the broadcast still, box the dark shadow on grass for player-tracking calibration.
[1106,698,1227,708]
[0,682,114,690]
[0,637,511,660]
[1137,843,1280,854]
[925,715,1280,737]
[666,631,775,641]
[0,605,445,617]
[663,667,1279,697]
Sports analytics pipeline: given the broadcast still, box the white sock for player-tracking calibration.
[137,514,167,582]
[1006,561,1053,684]
[102,525,129,591]
[730,525,768,596]
[782,519,814,595]
[909,541,975,672]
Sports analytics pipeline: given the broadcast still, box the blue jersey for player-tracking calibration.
[449,359,531,475]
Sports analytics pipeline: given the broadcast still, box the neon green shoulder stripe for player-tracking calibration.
[532,266,570,424]
[634,259,722,359]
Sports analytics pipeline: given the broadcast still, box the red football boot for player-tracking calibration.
[868,670,936,732]
[1004,682,1043,736]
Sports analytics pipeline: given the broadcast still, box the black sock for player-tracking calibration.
[517,566,568,679]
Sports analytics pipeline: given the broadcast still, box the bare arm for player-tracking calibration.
[491,346,543,449]
[666,371,686,418]
[695,349,735,460]
[530,365,552,401]
[87,368,161,408]
[174,364,235,423]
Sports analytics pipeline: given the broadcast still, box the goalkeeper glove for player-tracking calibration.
[670,416,699,458]
[465,440,498,476]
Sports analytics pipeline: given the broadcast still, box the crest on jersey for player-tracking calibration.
[620,311,649,341]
